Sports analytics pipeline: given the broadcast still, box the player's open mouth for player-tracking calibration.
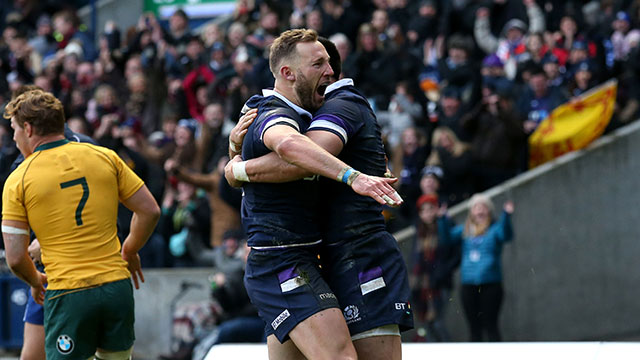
[317,83,329,96]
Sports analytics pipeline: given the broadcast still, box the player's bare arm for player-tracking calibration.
[2,219,47,304]
[225,127,345,186]
[225,122,402,205]
[261,124,402,206]
[120,185,161,289]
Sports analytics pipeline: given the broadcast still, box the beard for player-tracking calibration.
[294,70,319,112]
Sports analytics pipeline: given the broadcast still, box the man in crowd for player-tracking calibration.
[2,90,160,359]
[226,36,413,359]
[224,29,401,359]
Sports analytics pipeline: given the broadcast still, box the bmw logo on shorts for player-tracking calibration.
[57,335,74,355]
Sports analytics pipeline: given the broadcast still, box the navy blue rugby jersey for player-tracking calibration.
[307,79,387,244]
[241,90,321,249]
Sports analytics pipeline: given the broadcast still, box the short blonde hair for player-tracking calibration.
[269,29,318,76]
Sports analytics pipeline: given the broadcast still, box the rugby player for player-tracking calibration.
[228,29,401,360]
[2,90,160,360]
[225,38,413,359]
[5,85,97,360]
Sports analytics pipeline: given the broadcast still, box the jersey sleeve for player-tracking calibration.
[2,170,28,222]
[256,108,306,142]
[109,150,145,201]
[307,99,362,144]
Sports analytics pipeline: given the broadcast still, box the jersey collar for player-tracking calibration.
[325,78,354,95]
[262,89,313,119]
[34,139,69,152]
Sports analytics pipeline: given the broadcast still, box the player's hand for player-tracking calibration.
[28,238,42,264]
[230,108,257,152]
[351,174,403,207]
[31,272,47,305]
[122,251,145,290]
[224,155,245,188]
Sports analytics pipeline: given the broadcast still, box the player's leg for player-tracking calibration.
[320,233,414,360]
[97,279,136,358]
[266,335,305,360]
[20,323,45,360]
[287,308,356,360]
[353,329,401,360]
[245,247,355,360]
[21,290,46,360]
[43,288,99,360]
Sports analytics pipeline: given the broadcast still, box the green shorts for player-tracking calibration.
[44,278,135,359]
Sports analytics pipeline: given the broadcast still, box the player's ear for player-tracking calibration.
[24,122,33,137]
[280,65,295,81]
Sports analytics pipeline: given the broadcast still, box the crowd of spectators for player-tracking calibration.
[2,0,640,258]
[1,0,640,342]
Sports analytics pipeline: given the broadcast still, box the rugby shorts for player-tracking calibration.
[44,278,135,360]
[244,245,340,343]
[320,231,414,337]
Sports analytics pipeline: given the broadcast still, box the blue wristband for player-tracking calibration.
[341,168,354,183]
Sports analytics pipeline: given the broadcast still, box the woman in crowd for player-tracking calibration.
[438,194,514,342]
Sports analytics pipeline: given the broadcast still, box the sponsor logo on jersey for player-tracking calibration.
[57,335,74,355]
[319,292,337,301]
[343,305,362,324]
[272,309,290,330]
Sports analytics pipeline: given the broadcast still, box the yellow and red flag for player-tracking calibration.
[529,79,617,168]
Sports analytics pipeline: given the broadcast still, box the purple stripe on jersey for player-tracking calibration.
[312,114,353,137]
[258,114,296,137]
[278,267,299,283]
[358,266,383,283]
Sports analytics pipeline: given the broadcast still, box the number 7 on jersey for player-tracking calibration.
[60,177,90,226]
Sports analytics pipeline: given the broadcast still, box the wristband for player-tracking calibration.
[346,170,361,186]
[336,166,350,182]
[232,161,250,182]
[341,168,355,183]
[229,141,241,153]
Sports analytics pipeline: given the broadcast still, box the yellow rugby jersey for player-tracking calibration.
[2,139,144,290]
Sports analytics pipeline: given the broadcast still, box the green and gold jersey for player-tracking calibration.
[2,139,144,290]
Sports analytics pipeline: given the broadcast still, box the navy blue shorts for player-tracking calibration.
[24,264,45,325]
[320,232,414,336]
[244,245,340,343]
[23,290,44,325]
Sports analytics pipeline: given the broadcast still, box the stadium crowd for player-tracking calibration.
[1,0,640,350]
